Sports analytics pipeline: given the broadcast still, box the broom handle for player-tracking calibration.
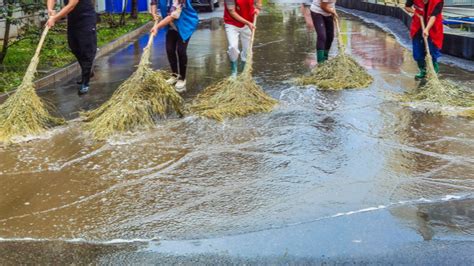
[34,26,50,58]
[22,25,49,83]
[249,15,258,50]
[146,19,160,50]
[333,17,344,52]
[417,14,434,64]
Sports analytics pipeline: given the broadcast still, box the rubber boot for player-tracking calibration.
[230,61,238,78]
[240,61,246,72]
[317,50,326,64]
[324,50,329,61]
[432,61,439,74]
[415,60,426,80]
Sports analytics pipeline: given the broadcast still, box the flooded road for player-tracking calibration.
[1,4,474,263]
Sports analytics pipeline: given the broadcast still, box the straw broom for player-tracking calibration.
[0,26,64,143]
[190,15,277,121]
[298,18,373,89]
[401,14,474,116]
[81,20,184,139]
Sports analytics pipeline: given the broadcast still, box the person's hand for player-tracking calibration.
[46,16,57,28]
[150,25,159,36]
[423,28,429,38]
[151,13,160,21]
[247,21,256,31]
[48,9,56,17]
[254,7,261,16]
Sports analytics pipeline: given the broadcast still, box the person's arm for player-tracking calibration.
[226,0,256,30]
[321,1,338,19]
[46,0,79,28]
[404,0,415,14]
[254,0,262,16]
[47,0,56,16]
[423,1,443,37]
[150,2,182,35]
[150,0,159,20]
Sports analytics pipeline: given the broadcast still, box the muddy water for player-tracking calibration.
[1,5,473,247]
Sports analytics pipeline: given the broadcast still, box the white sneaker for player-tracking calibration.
[166,76,178,85]
[175,80,186,93]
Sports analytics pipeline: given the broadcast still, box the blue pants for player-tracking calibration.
[412,34,441,63]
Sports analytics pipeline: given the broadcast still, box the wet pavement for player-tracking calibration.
[1,3,474,264]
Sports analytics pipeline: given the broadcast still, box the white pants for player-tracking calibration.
[225,23,252,63]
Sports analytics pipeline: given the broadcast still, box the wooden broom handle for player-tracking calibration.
[33,26,50,59]
[146,19,160,49]
[333,16,344,51]
[248,15,258,53]
[416,14,433,61]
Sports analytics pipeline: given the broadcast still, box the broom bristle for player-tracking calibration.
[400,56,474,117]
[81,66,183,139]
[0,56,64,143]
[297,53,373,89]
[190,58,277,121]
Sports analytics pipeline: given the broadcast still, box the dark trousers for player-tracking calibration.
[68,24,97,86]
[311,12,334,51]
[166,29,189,80]
[412,33,441,63]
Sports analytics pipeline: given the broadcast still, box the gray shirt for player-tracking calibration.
[310,0,336,16]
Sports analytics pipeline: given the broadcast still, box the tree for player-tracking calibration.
[0,0,45,64]
[130,0,137,19]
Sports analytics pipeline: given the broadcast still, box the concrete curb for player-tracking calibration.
[34,21,154,90]
[336,0,474,61]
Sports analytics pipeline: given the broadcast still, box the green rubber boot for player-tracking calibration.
[230,61,238,78]
[317,50,326,63]
[240,61,246,72]
[415,60,427,80]
[324,50,329,60]
[432,61,439,74]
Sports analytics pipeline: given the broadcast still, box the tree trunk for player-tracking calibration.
[130,0,138,19]
[119,0,128,26]
[0,0,14,64]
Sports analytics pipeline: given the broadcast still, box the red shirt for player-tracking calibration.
[224,0,255,28]
[408,0,444,49]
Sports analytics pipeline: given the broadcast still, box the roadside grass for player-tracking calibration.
[0,14,150,93]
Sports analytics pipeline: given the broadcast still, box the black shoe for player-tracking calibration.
[78,84,89,95]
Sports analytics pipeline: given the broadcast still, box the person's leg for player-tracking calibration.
[73,24,97,94]
[311,12,327,63]
[428,38,441,74]
[67,27,83,82]
[412,34,426,80]
[176,36,189,80]
[323,15,334,60]
[166,30,179,77]
[239,25,252,71]
[225,24,241,77]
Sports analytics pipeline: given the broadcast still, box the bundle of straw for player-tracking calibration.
[190,16,277,121]
[0,26,64,143]
[298,18,373,90]
[81,21,184,139]
[401,15,474,116]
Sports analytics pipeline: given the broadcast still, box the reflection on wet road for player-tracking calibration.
[0,4,473,261]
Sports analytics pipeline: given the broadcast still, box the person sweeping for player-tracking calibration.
[81,19,184,139]
[0,25,64,142]
[224,0,262,77]
[405,0,444,80]
[190,14,277,121]
[298,17,373,89]
[149,0,199,92]
[47,0,97,95]
[309,0,338,63]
